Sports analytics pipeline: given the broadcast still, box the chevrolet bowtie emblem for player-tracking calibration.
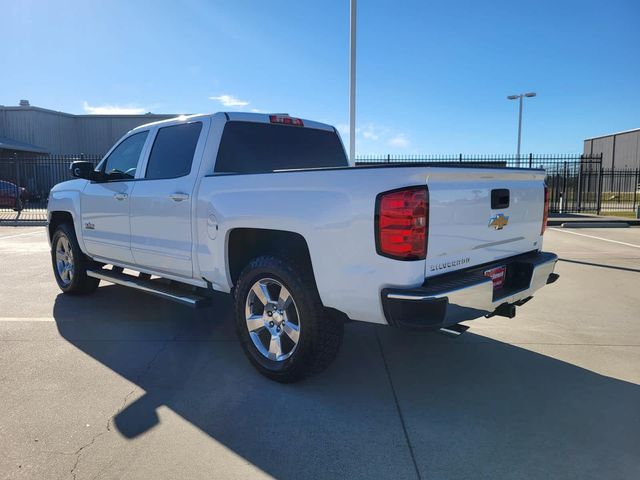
[488,213,509,230]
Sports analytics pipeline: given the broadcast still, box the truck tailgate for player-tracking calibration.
[425,168,545,278]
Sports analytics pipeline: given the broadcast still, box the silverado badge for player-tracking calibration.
[488,213,509,230]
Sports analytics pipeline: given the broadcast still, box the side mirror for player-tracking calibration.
[70,161,102,181]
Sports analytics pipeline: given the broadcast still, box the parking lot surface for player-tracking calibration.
[1,226,639,479]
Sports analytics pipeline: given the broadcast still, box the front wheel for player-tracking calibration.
[51,223,100,295]
[234,256,343,383]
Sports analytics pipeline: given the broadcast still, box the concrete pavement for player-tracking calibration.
[0,226,639,479]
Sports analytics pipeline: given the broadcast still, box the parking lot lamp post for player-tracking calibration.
[507,92,536,166]
[349,0,357,164]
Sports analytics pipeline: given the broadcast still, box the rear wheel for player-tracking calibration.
[234,255,343,383]
[51,223,100,295]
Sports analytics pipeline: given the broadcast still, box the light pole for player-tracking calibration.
[507,92,536,166]
[349,0,357,163]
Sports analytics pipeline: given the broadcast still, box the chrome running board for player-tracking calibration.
[87,268,211,308]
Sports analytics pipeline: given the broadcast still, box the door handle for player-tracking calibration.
[114,192,128,201]
[169,192,190,202]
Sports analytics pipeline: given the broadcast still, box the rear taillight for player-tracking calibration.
[541,185,549,235]
[269,115,304,126]
[376,186,428,260]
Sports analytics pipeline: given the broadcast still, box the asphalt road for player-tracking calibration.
[1,226,639,480]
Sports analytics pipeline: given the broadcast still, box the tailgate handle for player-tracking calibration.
[491,189,510,209]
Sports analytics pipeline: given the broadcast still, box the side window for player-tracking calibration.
[102,131,149,180]
[145,122,202,180]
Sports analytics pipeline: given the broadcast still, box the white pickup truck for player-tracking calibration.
[47,112,558,382]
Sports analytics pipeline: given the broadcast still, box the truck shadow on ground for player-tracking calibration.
[559,257,640,274]
[53,285,640,479]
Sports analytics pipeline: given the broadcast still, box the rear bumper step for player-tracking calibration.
[87,268,211,308]
[382,251,558,329]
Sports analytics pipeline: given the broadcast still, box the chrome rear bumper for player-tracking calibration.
[382,251,558,329]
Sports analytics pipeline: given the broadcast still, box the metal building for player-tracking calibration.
[0,101,176,158]
[583,128,640,169]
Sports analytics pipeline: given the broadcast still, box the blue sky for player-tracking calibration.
[2,0,639,154]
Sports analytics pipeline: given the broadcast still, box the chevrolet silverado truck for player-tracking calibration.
[47,112,558,382]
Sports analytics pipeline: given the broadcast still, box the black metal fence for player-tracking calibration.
[1,153,638,222]
[356,153,548,168]
[356,152,589,169]
[543,159,640,214]
[0,154,101,221]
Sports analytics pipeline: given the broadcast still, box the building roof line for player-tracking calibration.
[0,136,49,153]
[0,105,176,118]
[584,127,640,141]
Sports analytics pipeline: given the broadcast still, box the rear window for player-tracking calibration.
[214,121,348,173]
[145,122,202,180]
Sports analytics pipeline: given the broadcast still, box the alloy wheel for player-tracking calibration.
[245,278,301,361]
[55,235,75,286]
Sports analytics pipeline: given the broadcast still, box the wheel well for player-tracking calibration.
[48,211,74,241]
[228,228,314,286]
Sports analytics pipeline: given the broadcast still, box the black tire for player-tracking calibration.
[51,223,100,295]
[234,255,343,383]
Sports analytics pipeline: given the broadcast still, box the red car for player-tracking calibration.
[0,180,29,209]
